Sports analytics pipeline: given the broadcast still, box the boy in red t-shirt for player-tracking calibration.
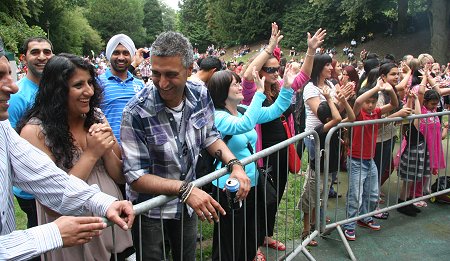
[343,78,398,241]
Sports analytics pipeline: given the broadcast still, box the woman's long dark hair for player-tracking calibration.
[310,54,332,86]
[17,53,102,169]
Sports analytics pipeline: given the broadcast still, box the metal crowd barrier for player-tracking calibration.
[321,111,450,260]
[121,130,321,261]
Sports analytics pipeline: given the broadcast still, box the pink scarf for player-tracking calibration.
[420,106,446,171]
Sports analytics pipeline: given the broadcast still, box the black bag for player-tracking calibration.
[195,106,247,193]
[245,141,278,207]
[431,176,450,203]
[257,166,277,207]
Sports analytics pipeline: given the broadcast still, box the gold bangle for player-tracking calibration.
[305,52,315,57]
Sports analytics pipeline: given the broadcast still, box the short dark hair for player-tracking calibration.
[424,89,440,102]
[358,87,378,100]
[317,101,332,124]
[207,70,240,109]
[21,37,53,54]
[200,56,222,72]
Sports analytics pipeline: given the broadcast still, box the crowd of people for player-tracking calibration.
[1,18,450,261]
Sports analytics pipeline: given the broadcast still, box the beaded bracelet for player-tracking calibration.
[305,52,315,57]
[182,183,195,203]
[178,180,189,199]
[226,158,243,173]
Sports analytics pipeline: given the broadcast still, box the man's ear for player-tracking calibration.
[187,64,193,77]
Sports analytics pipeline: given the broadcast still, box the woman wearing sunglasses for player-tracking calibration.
[241,22,326,251]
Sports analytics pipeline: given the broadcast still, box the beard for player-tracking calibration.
[110,60,130,73]
[27,63,43,78]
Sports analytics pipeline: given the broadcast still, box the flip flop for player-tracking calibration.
[253,250,266,261]
[263,240,286,251]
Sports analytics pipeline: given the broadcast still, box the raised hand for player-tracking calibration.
[282,63,297,88]
[396,106,413,117]
[401,62,411,75]
[336,91,347,103]
[340,82,355,99]
[252,66,265,93]
[319,86,331,100]
[267,22,283,52]
[307,28,326,50]
[377,77,392,92]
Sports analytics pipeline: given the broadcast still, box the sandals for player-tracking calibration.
[253,250,266,261]
[263,239,286,251]
[413,200,428,207]
[302,232,318,247]
[373,211,389,219]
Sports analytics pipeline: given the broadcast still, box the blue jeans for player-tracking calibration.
[343,157,379,230]
[304,136,316,161]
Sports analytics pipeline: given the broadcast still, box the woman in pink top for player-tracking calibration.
[241,22,326,252]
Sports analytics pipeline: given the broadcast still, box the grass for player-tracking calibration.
[14,197,28,230]
[195,147,309,259]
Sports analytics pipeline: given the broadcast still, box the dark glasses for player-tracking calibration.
[261,66,280,73]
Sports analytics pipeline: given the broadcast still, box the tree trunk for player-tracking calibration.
[397,0,408,33]
[430,0,449,62]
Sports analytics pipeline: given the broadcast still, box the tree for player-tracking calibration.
[178,0,212,52]
[49,7,103,55]
[397,0,409,32]
[143,0,164,46]
[160,1,177,32]
[282,0,342,51]
[429,0,449,62]
[86,0,146,46]
[0,0,45,53]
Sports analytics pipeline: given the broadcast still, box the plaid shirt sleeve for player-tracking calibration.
[121,109,151,184]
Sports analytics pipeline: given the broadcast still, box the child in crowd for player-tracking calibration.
[300,87,355,246]
[343,77,398,241]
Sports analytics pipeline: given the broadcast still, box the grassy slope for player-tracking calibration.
[221,29,436,64]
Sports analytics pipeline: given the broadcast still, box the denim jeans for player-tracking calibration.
[304,136,316,161]
[343,157,379,230]
[133,207,198,261]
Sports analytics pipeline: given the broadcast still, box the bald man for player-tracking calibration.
[97,34,145,144]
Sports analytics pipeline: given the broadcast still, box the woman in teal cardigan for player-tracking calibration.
[207,66,296,261]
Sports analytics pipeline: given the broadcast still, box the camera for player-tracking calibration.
[143,47,150,59]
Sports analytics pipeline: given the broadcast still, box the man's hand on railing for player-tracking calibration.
[106,200,135,230]
[186,187,225,223]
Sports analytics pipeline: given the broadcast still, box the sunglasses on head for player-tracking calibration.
[261,66,280,73]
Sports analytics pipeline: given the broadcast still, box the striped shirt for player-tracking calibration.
[0,120,117,260]
[97,69,145,143]
[121,81,220,219]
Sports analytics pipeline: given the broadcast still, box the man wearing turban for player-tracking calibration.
[97,34,145,144]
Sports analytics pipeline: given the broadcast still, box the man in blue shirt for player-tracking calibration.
[120,31,250,261]
[8,38,54,247]
[97,34,145,144]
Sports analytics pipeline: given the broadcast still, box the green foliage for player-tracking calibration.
[143,0,164,46]
[178,0,212,52]
[86,0,146,46]
[205,0,280,47]
[281,0,342,51]
[50,7,103,55]
[160,0,177,32]
[0,13,46,54]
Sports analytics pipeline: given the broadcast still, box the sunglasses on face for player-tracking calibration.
[261,66,280,74]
